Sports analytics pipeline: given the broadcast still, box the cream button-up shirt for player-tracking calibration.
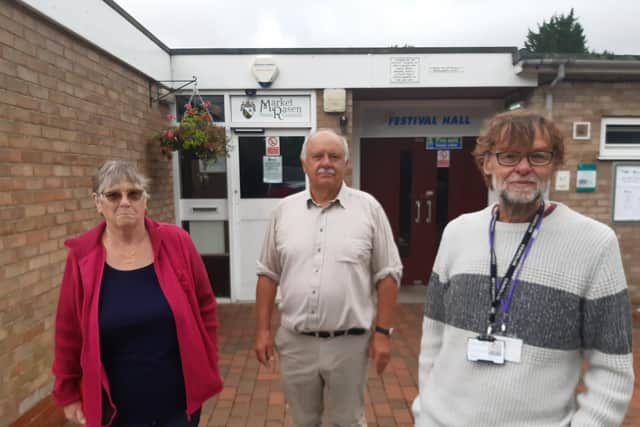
[257,184,403,332]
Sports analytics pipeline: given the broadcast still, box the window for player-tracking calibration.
[175,95,225,122]
[599,118,640,160]
[238,136,306,198]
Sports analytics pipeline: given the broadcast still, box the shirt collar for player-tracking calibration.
[305,182,349,209]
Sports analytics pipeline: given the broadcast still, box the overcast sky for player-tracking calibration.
[114,0,639,54]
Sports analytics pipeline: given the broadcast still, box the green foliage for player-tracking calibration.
[154,101,228,162]
[524,8,588,54]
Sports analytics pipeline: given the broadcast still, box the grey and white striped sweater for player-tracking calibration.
[412,203,634,427]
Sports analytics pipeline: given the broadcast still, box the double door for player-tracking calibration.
[361,137,488,285]
[361,138,438,284]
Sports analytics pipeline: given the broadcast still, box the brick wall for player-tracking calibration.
[0,2,174,425]
[527,81,640,301]
[315,89,353,184]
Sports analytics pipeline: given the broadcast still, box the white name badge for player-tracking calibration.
[494,336,523,363]
[467,337,505,365]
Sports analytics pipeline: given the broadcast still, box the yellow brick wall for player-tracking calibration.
[527,82,640,301]
[0,2,174,424]
[315,89,353,184]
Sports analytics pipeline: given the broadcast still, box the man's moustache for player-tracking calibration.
[317,168,336,175]
[506,174,538,183]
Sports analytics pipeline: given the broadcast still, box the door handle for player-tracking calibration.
[425,200,432,224]
[415,200,422,223]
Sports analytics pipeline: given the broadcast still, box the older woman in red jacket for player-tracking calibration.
[52,160,222,427]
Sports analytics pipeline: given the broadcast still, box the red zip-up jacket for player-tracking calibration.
[52,217,223,427]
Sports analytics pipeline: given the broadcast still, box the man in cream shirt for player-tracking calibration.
[254,129,402,427]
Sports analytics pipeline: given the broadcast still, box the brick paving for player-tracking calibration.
[199,303,640,427]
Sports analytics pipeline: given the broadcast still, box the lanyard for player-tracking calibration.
[486,203,544,335]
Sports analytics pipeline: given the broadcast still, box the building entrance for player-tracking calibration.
[360,137,486,284]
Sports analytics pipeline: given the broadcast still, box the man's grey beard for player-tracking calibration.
[499,190,544,218]
[492,173,549,218]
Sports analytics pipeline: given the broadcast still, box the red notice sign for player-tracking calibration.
[266,136,280,156]
[437,150,450,168]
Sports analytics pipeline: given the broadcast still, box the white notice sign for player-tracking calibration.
[263,156,283,184]
[613,165,640,222]
[390,57,420,83]
[555,170,570,191]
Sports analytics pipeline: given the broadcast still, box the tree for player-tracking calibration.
[524,9,588,54]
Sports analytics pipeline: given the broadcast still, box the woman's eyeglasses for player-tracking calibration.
[490,151,554,167]
[101,189,145,203]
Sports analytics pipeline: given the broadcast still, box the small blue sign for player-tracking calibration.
[426,137,463,150]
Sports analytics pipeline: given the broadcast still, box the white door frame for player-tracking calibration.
[226,90,316,302]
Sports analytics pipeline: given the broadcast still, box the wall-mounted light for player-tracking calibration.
[339,114,348,128]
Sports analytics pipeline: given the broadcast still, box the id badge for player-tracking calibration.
[494,336,523,363]
[467,337,505,365]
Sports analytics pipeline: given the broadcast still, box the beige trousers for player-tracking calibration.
[275,327,370,427]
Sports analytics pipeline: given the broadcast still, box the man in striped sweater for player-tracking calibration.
[412,110,634,426]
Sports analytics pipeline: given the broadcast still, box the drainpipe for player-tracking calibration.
[545,63,566,114]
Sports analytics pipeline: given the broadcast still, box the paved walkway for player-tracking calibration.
[200,301,640,427]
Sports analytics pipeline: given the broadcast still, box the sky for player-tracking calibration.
[114,0,640,54]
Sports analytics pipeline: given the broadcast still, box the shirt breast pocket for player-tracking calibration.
[337,239,372,264]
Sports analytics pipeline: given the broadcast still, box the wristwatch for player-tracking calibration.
[375,325,394,336]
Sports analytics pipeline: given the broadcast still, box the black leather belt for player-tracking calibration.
[301,328,367,338]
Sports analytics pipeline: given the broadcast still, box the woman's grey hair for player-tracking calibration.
[300,128,349,161]
[92,160,150,198]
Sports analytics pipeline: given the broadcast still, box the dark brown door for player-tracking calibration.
[447,137,488,221]
[361,138,438,284]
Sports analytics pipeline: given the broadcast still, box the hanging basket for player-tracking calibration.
[153,82,229,163]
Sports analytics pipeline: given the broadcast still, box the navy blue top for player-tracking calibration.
[99,263,186,424]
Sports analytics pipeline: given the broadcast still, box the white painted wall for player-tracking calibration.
[19,0,171,81]
[172,53,537,89]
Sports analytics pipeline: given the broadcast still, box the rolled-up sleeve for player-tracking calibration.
[371,202,403,286]
[256,208,281,283]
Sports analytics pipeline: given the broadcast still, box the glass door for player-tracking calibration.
[229,129,308,301]
[178,151,231,298]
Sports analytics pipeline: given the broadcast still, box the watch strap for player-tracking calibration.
[375,325,393,336]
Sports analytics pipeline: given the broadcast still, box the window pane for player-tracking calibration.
[606,125,640,145]
[180,151,227,198]
[182,221,230,298]
[176,95,225,122]
[239,136,306,198]
[188,221,227,255]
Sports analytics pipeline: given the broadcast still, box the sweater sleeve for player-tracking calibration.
[412,313,445,424]
[51,251,84,407]
[412,270,447,424]
[571,234,634,426]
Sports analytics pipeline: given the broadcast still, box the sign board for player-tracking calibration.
[390,57,420,83]
[265,136,280,156]
[231,95,311,124]
[554,170,570,191]
[612,163,640,222]
[576,163,597,192]
[426,137,463,150]
[263,156,283,183]
[437,150,450,168]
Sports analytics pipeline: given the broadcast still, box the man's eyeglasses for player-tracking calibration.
[101,189,145,203]
[490,151,554,167]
